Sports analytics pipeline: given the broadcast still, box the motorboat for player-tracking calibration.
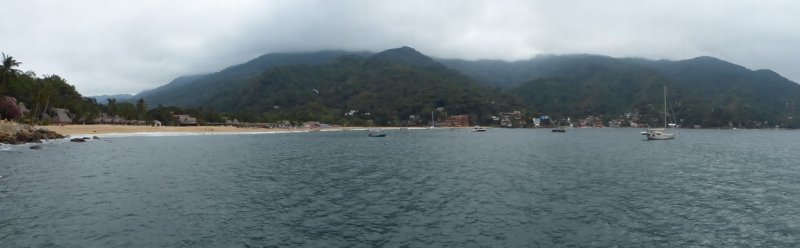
[368,129,386,137]
[472,126,487,132]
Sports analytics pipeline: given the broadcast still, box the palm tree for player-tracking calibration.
[106,98,117,117]
[136,98,147,120]
[1,53,23,94]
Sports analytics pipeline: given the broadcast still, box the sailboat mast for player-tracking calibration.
[663,86,667,129]
[431,110,435,127]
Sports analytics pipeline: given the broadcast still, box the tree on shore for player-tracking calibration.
[0,53,22,94]
[106,98,117,116]
[136,98,147,120]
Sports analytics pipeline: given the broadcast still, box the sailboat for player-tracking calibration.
[430,110,436,128]
[645,86,675,140]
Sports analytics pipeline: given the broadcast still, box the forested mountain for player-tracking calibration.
[136,47,800,128]
[138,47,518,125]
[438,54,615,88]
[134,50,370,107]
[442,55,800,128]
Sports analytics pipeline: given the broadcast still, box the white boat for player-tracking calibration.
[645,128,673,140]
[472,126,487,132]
[646,86,675,140]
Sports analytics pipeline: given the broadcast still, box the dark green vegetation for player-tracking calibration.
[134,51,371,108]
[441,55,800,128]
[135,47,519,126]
[1,53,101,123]
[4,47,800,128]
[138,48,800,128]
[0,53,195,125]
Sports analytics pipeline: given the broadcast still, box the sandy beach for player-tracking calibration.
[36,124,314,136]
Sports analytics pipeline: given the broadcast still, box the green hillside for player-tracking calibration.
[440,54,800,128]
[135,50,370,107]
[140,47,519,126]
[136,48,800,128]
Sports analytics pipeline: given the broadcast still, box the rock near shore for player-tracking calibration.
[0,122,65,145]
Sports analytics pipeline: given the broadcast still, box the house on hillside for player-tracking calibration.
[303,121,321,128]
[221,117,240,125]
[50,108,73,124]
[172,114,198,126]
[533,118,541,127]
[95,113,128,124]
[95,113,109,124]
[17,102,29,116]
[501,117,512,127]
[444,115,470,127]
[512,111,523,120]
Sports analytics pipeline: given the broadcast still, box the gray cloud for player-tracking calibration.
[2,0,798,95]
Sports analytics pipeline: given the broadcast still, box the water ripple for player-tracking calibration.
[2,129,800,246]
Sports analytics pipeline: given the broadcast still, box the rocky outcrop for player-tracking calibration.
[0,122,65,145]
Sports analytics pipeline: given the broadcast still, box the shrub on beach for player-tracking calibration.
[0,96,22,120]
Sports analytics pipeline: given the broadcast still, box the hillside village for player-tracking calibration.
[0,94,697,129]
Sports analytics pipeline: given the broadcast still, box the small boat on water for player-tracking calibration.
[645,128,673,140]
[472,126,487,132]
[552,127,566,133]
[368,129,386,137]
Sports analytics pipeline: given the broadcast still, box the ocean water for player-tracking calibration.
[2,128,800,247]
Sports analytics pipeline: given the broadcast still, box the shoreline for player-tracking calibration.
[34,124,428,137]
[37,124,317,136]
[1,122,65,145]
[25,124,792,138]
[0,124,439,148]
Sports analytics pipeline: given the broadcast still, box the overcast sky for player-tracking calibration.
[2,0,798,95]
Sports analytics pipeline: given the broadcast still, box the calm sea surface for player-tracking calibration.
[2,128,800,247]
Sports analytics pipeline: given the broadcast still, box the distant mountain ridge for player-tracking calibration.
[134,50,370,107]
[494,55,799,127]
[366,46,444,68]
[133,47,800,128]
[437,54,622,88]
[131,47,517,125]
